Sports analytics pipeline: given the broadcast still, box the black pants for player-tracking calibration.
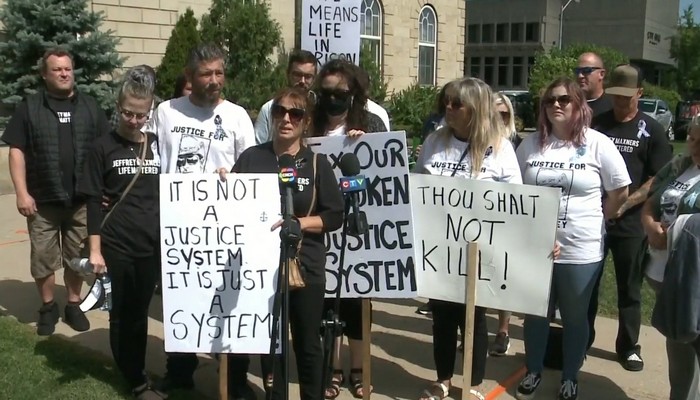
[231,283,326,400]
[103,245,159,389]
[587,235,646,355]
[431,300,487,386]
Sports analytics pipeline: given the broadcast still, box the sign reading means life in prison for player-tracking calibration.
[411,174,561,317]
[307,131,416,298]
[160,173,281,353]
[301,0,362,66]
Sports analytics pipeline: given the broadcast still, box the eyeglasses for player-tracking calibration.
[319,88,351,101]
[271,104,305,123]
[444,97,463,109]
[290,70,315,82]
[573,66,602,76]
[119,108,150,122]
[543,95,572,108]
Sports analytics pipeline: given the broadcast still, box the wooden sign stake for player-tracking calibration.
[219,355,228,400]
[461,242,478,400]
[362,298,372,400]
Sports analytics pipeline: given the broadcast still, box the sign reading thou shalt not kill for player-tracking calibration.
[411,174,561,318]
[159,173,282,354]
[301,0,362,66]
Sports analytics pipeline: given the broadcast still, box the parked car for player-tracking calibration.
[499,90,536,131]
[674,100,700,141]
[638,98,674,141]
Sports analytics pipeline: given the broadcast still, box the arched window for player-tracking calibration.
[418,5,437,85]
[360,0,383,66]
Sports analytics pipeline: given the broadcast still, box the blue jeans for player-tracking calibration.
[524,261,602,381]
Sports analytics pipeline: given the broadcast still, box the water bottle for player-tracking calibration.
[99,275,112,311]
[69,257,94,274]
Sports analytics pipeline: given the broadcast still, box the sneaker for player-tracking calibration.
[416,303,432,315]
[619,348,644,371]
[558,380,578,400]
[489,332,511,356]
[64,304,90,332]
[37,302,59,336]
[515,372,541,399]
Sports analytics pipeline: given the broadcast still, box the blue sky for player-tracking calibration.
[681,0,700,13]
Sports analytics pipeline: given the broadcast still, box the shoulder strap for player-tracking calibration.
[101,132,148,228]
[305,153,318,217]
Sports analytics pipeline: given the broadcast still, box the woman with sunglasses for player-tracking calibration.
[515,77,630,400]
[311,59,387,400]
[221,86,344,400]
[78,70,164,400]
[415,77,522,400]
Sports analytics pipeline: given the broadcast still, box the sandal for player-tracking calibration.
[419,382,449,400]
[349,369,373,399]
[264,373,274,390]
[324,370,344,399]
[469,388,485,400]
[133,383,168,400]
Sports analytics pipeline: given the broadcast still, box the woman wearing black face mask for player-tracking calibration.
[311,60,387,399]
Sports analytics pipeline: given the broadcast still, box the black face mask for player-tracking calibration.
[319,89,352,116]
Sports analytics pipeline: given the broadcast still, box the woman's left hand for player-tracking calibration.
[347,129,365,138]
[551,241,561,260]
[270,219,283,231]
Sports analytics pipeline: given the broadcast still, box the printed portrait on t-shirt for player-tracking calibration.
[176,134,210,173]
[213,114,228,141]
[535,167,574,221]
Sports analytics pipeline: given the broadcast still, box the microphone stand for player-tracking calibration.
[320,195,351,400]
[267,191,299,400]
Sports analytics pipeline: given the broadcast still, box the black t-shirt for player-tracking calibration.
[78,131,161,256]
[2,94,111,204]
[232,142,344,285]
[587,94,614,119]
[592,110,673,236]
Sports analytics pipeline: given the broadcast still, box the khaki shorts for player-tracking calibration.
[27,203,87,279]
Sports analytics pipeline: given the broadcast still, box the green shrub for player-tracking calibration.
[156,8,200,99]
[387,83,439,138]
[642,81,682,113]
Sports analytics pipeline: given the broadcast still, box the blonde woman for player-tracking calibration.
[494,92,521,148]
[415,77,523,400]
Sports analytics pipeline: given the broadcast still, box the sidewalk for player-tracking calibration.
[0,193,669,399]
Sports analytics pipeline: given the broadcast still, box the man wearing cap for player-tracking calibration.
[589,64,672,371]
[575,52,613,118]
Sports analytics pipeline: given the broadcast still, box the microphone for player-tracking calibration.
[278,154,301,246]
[338,154,369,235]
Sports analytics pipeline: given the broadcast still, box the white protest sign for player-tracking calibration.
[307,131,416,298]
[411,174,560,317]
[301,0,361,66]
[160,173,281,354]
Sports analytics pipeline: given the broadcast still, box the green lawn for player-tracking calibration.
[0,315,194,400]
[596,139,687,325]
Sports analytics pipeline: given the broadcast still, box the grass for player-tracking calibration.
[0,315,194,400]
[596,139,687,325]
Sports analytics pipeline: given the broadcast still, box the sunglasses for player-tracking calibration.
[319,88,351,101]
[499,111,510,120]
[444,97,463,109]
[271,104,305,123]
[573,66,602,76]
[543,95,572,108]
[176,155,201,167]
[120,108,149,122]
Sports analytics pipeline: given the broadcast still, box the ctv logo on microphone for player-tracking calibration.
[279,168,296,183]
[340,175,367,193]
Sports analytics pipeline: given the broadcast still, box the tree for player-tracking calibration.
[156,8,200,99]
[670,5,700,98]
[359,44,389,104]
[528,43,628,97]
[0,0,123,121]
[200,0,283,110]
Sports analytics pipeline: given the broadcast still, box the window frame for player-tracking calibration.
[418,4,438,86]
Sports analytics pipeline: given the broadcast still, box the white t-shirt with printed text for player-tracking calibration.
[413,129,522,184]
[145,96,255,174]
[516,129,631,264]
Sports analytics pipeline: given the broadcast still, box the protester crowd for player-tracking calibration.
[2,42,700,400]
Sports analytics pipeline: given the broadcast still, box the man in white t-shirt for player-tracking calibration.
[147,43,255,398]
[254,50,317,144]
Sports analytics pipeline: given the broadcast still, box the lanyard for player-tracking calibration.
[451,144,470,178]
